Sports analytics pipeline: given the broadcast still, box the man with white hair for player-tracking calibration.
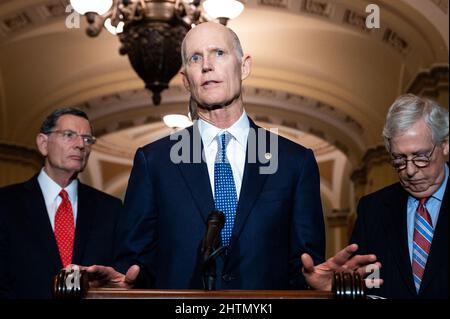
[351,94,449,299]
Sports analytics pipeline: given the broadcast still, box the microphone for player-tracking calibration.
[202,210,225,262]
[201,210,225,290]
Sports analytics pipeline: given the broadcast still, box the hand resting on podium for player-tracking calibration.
[82,264,140,289]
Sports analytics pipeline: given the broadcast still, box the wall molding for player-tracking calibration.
[407,64,449,98]
[0,142,42,169]
[351,145,390,185]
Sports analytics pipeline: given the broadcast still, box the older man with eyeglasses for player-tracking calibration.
[0,107,122,299]
[350,94,449,299]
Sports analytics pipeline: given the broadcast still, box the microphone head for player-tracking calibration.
[208,210,225,229]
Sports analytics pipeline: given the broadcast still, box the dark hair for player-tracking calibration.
[40,107,94,134]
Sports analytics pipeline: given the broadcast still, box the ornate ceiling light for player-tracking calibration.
[70,0,244,105]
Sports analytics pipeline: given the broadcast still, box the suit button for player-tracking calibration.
[222,274,234,282]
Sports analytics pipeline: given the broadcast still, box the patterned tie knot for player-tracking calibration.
[216,132,232,163]
[418,197,428,206]
[59,189,69,201]
[418,197,432,227]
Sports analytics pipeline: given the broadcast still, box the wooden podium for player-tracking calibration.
[53,270,366,299]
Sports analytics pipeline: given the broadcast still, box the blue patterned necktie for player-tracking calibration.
[412,197,433,293]
[214,132,238,247]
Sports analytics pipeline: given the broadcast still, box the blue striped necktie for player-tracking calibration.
[411,197,433,293]
[214,132,238,247]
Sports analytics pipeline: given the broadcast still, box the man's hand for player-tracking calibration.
[301,244,382,291]
[82,265,140,289]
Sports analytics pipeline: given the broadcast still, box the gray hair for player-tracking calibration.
[383,94,449,151]
[181,24,244,67]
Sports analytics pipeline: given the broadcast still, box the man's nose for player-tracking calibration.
[405,160,418,177]
[202,55,214,72]
[73,135,86,149]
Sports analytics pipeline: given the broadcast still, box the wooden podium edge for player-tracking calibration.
[52,270,366,299]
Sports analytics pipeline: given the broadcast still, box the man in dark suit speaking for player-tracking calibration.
[351,94,448,298]
[86,22,376,291]
[0,107,122,298]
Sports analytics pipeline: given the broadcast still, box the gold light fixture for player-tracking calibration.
[70,0,244,105]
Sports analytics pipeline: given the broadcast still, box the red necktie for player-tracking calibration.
[54,190,75,268]
[411,197,433,293]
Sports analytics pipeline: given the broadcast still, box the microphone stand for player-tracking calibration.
[202,246,226,290]
[201,210,225,291]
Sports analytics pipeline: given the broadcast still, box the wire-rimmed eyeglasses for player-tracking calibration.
[46,130,96,146]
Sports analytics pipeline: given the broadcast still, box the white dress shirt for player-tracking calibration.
[37,168,78,231]
[197,111,250,199]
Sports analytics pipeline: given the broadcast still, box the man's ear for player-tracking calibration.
[36,133,49,157]
[241,54,252,81]
[180,69,191,93]
[442,138,449,156]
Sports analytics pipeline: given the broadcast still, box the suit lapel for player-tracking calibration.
[177,125,215,223]
[230,120,269,246]
[419,180,449,293]
[23,176,62,270]
[176,120,271,242]
[382,184,417,295]
[72,182,95,264]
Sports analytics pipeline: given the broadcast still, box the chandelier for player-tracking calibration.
[70,0,245,105]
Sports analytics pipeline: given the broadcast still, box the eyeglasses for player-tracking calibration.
[46,130,96,146]
[391,144,436,171]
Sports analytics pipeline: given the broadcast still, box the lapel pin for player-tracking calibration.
[265,152,272,160]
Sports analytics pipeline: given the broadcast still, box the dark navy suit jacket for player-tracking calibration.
[0,176,122,299]
[351,172,449,299]
[115,118,325,289]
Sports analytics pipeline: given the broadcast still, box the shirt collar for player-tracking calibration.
[432,163,449,202]
[197,111,250,148]
[37,168,78,203]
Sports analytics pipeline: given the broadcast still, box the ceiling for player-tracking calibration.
[0,0,448,209]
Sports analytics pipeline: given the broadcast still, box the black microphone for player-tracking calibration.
[201,210,225,290]
[202,210,225,262]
